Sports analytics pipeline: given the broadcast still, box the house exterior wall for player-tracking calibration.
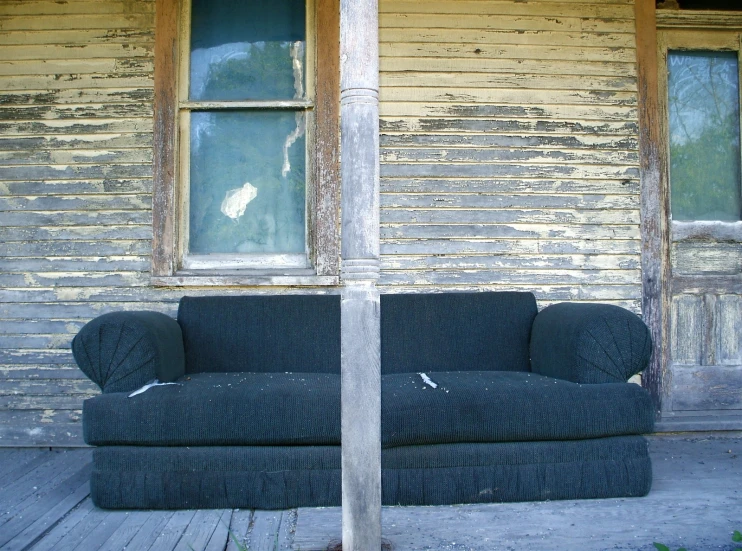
[0,0,644,446]
[377,0,642,308]
[0,0,158,445]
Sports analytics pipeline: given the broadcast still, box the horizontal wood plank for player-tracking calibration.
[379,14,634,35]
[379,28,636,48]
[671,364,742,411]
[0,410,83,446]
[380,102,638,122]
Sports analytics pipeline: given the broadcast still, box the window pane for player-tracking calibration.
[668,51,742,221]
[190,0,305,101]
[189,111,306,254]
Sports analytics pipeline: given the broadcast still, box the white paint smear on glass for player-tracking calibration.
[221,182,258,220]
[282,41,306,177]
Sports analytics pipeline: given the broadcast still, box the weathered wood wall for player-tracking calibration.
[0,0,646,446]
[0,0,159,445]
[654,14,742,426]
[669,235,742,414]
[377,0,641,308]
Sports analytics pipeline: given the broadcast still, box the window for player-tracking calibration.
[667,50,742,221]
[152,0,339,285]
[661,31,742,224]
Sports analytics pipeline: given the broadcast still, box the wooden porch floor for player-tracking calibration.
[0,434,739,551]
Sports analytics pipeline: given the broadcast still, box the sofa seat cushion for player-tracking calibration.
[382,371,655,448]
[86,370,653,448]
[84,372,340,446]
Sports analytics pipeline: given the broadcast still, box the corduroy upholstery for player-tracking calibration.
[91,436,651,509]
[530,302,653,384]
[178,295,341,374]
[72,311,185,394]
[84,372,341,446]
[381,371,654,448]
[73,292,656,510]
[83,370,653,447]
[381,292,537,374]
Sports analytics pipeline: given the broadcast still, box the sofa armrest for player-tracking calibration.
[529,303,652,384]
[72,311,185,393]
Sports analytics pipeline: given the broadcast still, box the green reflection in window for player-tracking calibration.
[668,50,742,221]
[189,111,306,254]
[190,0,305,101]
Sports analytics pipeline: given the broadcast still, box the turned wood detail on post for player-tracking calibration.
[339,0,382,550]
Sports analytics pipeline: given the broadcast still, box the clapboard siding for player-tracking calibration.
[0,0,156,446]
[377,0,641,302]
[0,0,645,446]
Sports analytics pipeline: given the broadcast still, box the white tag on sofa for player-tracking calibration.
[128,379,181,398]
[418,372,438,389]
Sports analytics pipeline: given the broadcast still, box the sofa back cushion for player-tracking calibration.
[380,292,537,374]
[178,295,341,374]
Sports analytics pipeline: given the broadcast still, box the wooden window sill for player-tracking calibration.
[151,272,339,287]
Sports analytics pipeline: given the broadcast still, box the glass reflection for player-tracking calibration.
[668,50,742,221]
[190,0,305,101]
[189,111,306,254]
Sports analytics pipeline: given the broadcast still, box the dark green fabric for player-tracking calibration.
[72,311,185,394]
[91,446,341,510]
[382,436,652,505]
[530,302,653,384]
[84,372,340,446]
[85,371,653,447]
[382,371,654,448]
[381,292,538,375]
[177,295,341,374]
[90,436,651,509]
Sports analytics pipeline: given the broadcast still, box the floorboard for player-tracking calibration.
[120,510,176,551]
[146,510,198,550]
[61,508,130,551]
[49,505,113,551]
[0,451,55,495]
[0,460,91,549]
[93,510,155,551]
[225,509,252,551]
[0,450,84,521]
[172,509,229,551]
[2,478,89,551]
[0,434,738,551]
[0,450,45,484]
[250,510,283,551]
[202,510,233,551]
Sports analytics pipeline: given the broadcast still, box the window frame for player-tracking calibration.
[658,27,742,241]
[152,0,340,286]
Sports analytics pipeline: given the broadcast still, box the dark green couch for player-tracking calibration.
[72,292,655,510]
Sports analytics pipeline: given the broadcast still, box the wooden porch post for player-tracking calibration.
[339,0,382,549]
[636,0,670,415]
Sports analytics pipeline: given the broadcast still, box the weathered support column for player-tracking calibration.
[339,0,381,549]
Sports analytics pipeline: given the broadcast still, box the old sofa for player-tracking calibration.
[72,292,655,509]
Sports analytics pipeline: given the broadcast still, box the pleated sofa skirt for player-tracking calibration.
[91,435,652,510]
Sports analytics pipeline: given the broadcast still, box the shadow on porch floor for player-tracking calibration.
[0,434,739,551]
